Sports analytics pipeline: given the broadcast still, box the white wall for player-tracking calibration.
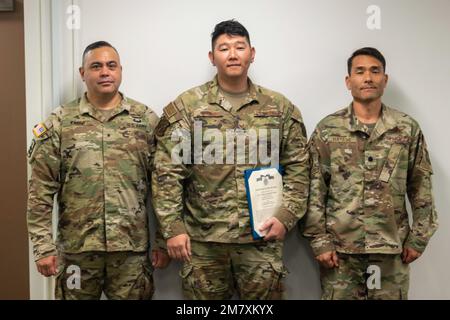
[25,0,450,299]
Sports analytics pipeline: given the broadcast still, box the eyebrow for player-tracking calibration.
[354,65,381,70]
[217,41,248,47]
[89,60,118,66]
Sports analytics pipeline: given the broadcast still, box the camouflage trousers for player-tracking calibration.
[55,251,154,300]
[180,240,287,300]
[320,253,409,300]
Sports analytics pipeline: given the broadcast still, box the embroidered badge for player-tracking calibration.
[32,123,47,138]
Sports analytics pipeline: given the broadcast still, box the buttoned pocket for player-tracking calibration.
[253,110,282,130]
[329,141,361,192]
[379,144,406,194]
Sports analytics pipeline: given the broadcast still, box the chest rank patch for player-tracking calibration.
[32,123,47,138]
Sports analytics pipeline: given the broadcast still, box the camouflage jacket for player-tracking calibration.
[27,93,162,261]
[303,103,438,256]
[152,77,310,243]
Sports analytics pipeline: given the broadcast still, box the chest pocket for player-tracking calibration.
[192,111,226,150]
[117,123,149,148]
[251,109,283,166]
[379,142,408,195]
[253,109,282,130]
[191,110,228,164]
[379,144,402,183]
[329,137,360,192]
[193,110,224,130]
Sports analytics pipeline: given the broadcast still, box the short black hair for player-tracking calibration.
[82,41,118,66]
[211,20,251,49]
[347,47,386,75]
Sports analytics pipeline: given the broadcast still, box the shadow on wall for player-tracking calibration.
[383,79,419,116]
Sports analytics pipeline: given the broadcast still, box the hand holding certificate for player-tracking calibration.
[244,167,283,239]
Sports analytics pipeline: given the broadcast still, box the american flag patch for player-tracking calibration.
[32,123,47,138]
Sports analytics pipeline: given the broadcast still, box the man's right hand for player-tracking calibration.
[36,255,58,277]
[167,234,191,262]
[315,251,339,269]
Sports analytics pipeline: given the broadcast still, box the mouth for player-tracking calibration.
[98,81,114,86]
[361,86,377,91]
[227,64,241,68]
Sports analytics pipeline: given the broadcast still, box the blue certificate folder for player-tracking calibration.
[244,166,284,240]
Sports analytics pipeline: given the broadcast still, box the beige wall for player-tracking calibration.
[0,0,29,300]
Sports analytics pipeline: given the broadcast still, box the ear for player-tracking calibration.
[79,67,85,82]
[208,51,215,66]
[250,47,256,63]
[383,73,389,88]
[345,75,351,90]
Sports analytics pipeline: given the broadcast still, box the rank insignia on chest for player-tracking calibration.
[32,123,47,138]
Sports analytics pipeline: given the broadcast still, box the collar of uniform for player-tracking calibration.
[79,92,131,116]
[345,102,398,139]
[206,75,261,110]
[369,103,398,142]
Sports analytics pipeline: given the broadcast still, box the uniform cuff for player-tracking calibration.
[153,237,167,251]
[310,237,336,257]
[404,235,428,253]
[274,207,298,232]
[162,220,187,239]
[34,246,58,262]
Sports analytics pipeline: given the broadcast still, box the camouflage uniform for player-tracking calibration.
[27,93,163,300]
[55,251,154,300]
[302,103,438,299]
[152,77,309,299]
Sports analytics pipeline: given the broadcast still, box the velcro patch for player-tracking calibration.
[32,123,47,138]
[385,135,411,145]
[163,102,178,119]
[163,102,183,124]
[254,109,282,117]
[328,136,357,143]
[196,110,223,117]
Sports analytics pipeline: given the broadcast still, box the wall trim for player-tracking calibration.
[24,0,80,300]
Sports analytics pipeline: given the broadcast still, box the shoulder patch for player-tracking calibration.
[32,118,54,140]
[32,123,48,138]
[155,116,171,137]
[163,102,177,118]
[163,102,183,124]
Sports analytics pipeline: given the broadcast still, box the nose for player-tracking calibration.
[228,47,237,59]
[363,70,373,82]
[99,65,110,76]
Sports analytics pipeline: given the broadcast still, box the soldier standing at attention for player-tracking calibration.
[152,20,309,299]
[27,41,169,300]
[303,47,438,299]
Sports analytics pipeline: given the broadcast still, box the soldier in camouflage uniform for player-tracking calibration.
[152,20,309,299]
[302,47,438,299]
[27,41,170,299]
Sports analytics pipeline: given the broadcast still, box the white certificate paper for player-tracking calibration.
[245,167,283,239]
